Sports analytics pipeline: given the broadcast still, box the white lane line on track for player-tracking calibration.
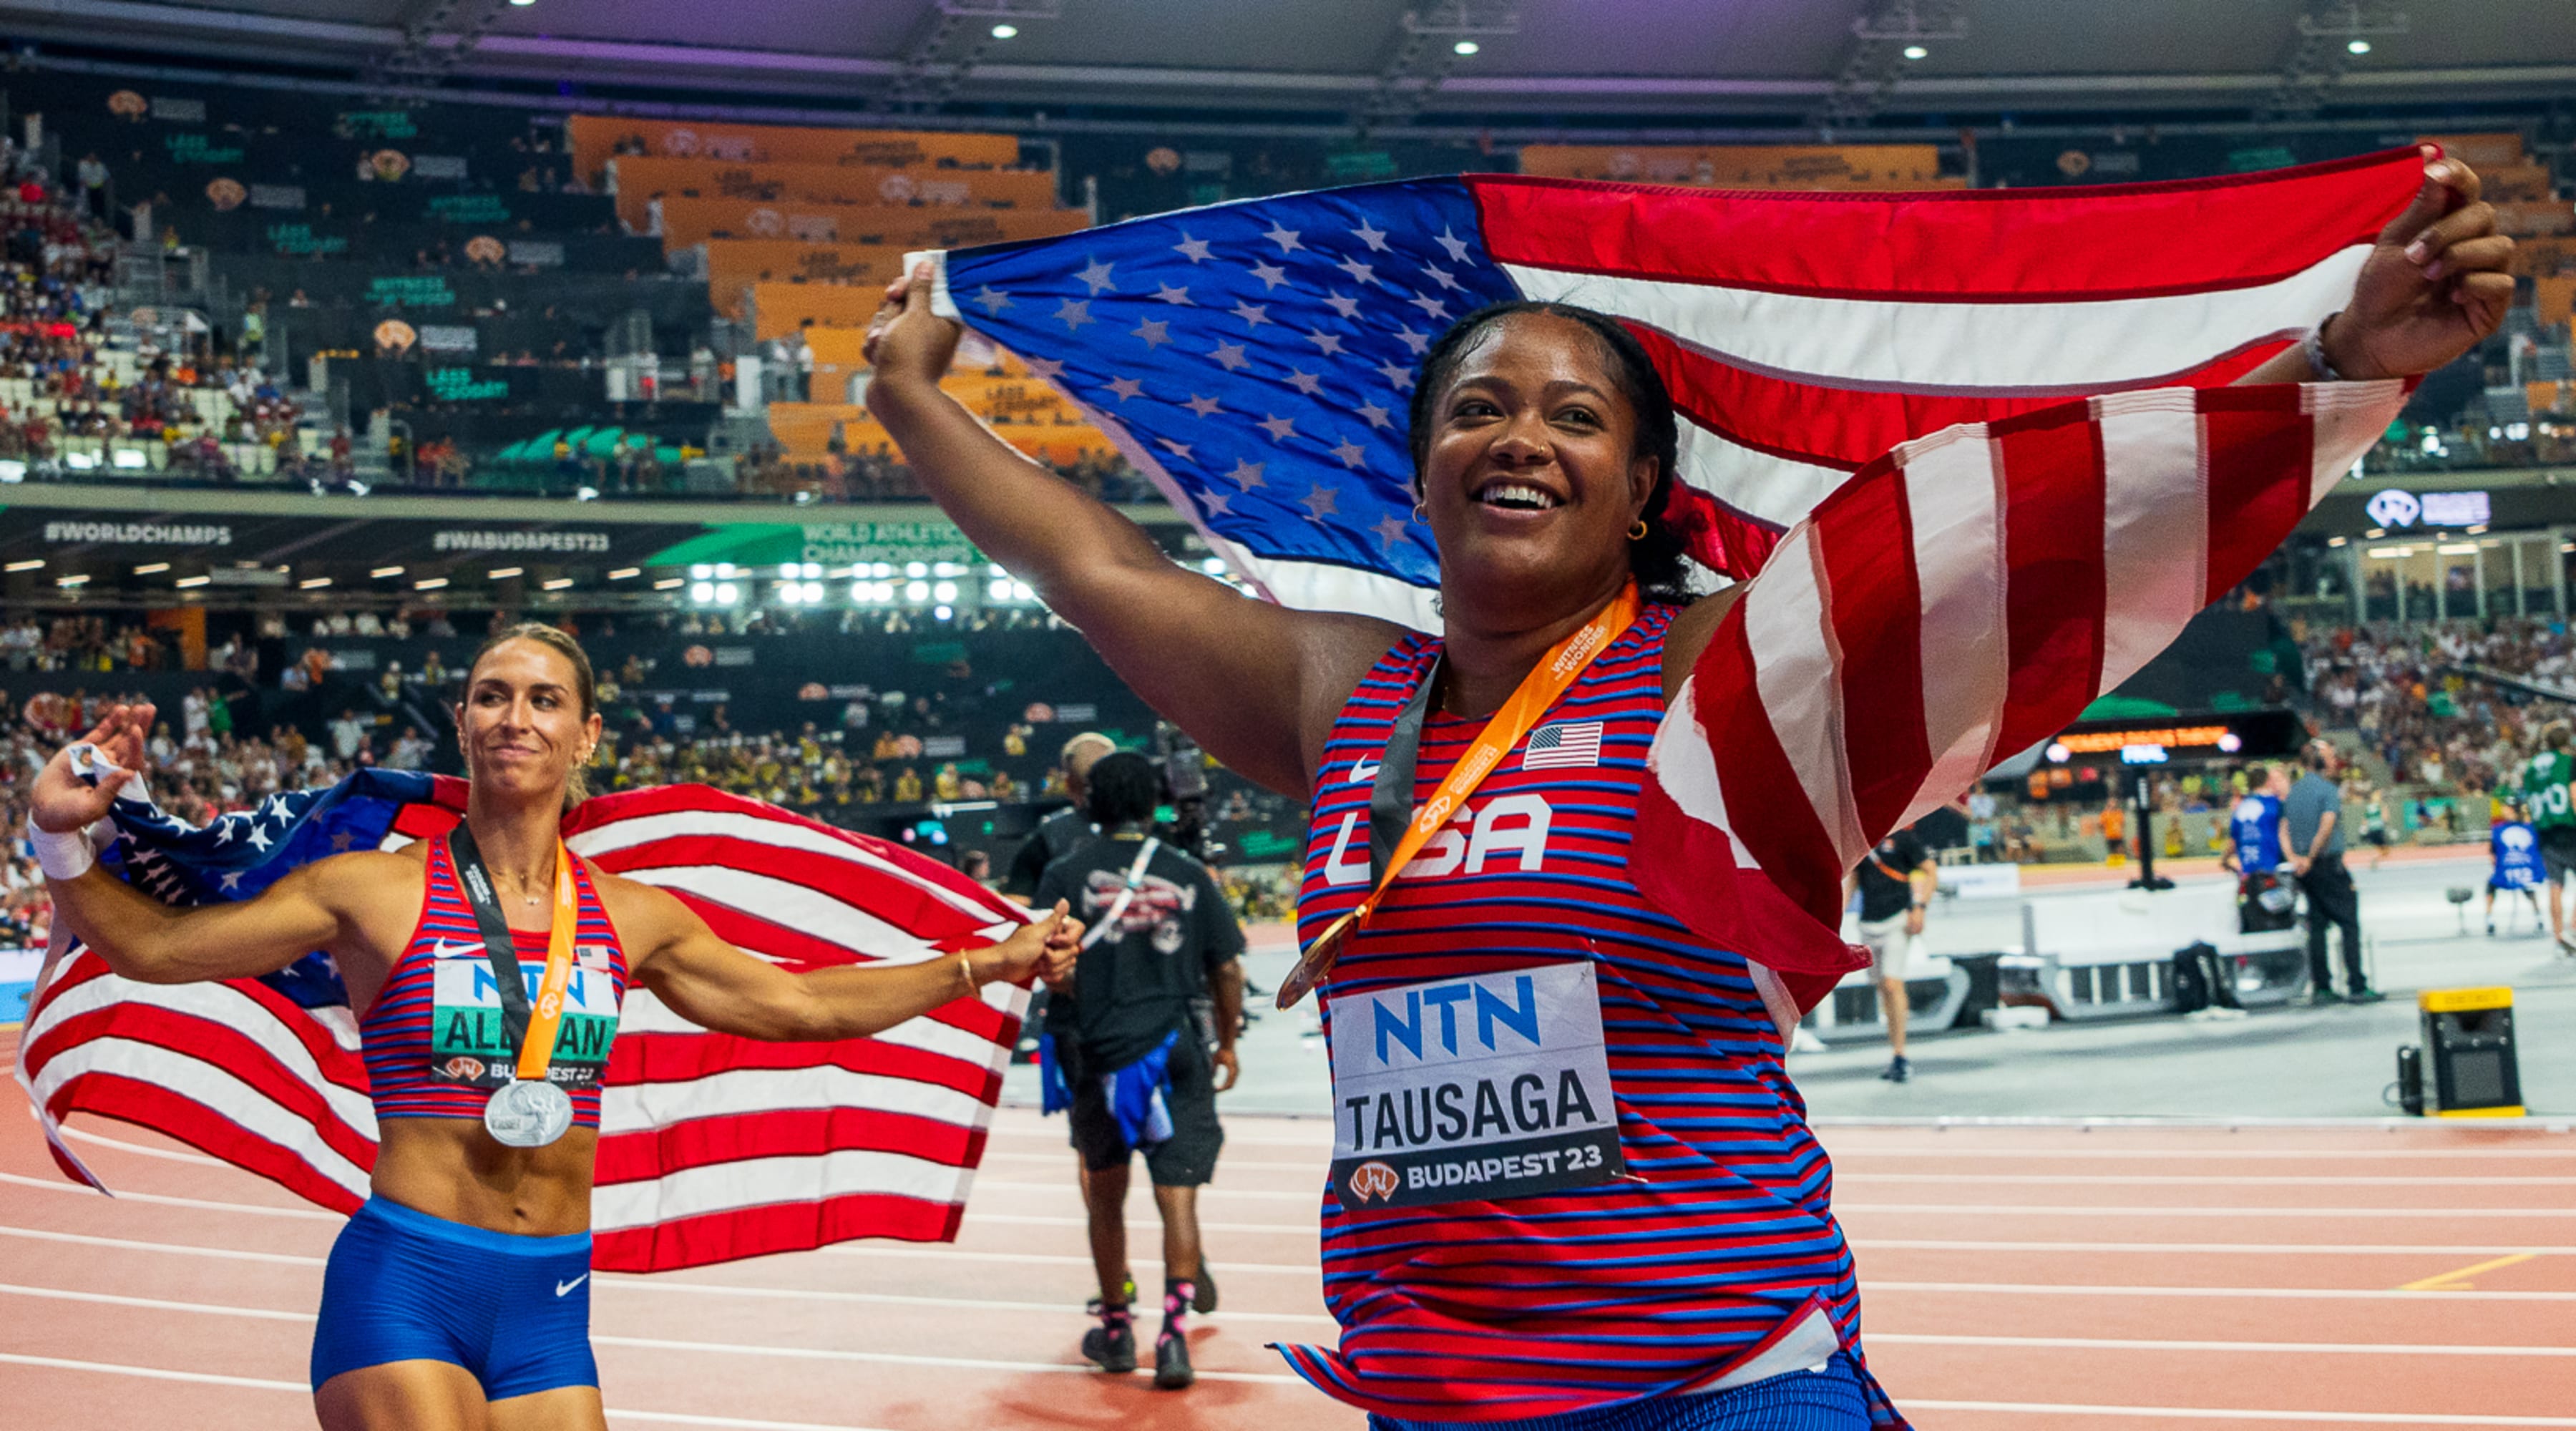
[598,1274,1338,1326]
[0,1350,306,1393]
[0,1223,326,1264]
[0,1351,910,1430]
[985,1150,1325,1173]
[826,1245,1323,1274]
[1865,1279,2576,1301]
[0,1282,1304,1384]
[970,1181,2576,1218]
[1853,1238,2576,1255]
[42,1117,227,1166]
[1840,1203,2576,1218]
[29,1353,2576,1430]
[1870,1332,2575,1357]
[1901,1399,2576,1426]
[16,1217,2565,1269]
[590,1332,1304,1384]
[0,1220,1317,1282]
[42,1271,2549,1383]
[25,1225,2576,1312]
[0,1274,1342,1328]
[0,1168,339,1218]
[1824,1146,2576,1162]
[967,1206,2576,1236]
[1840,1174,2576,1186]
[49,1105,2576,1166]
[0,1281,310,1319]
[965,1211,1312,1234]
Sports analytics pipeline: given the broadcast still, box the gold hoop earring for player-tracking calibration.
[1628,519,1649,542]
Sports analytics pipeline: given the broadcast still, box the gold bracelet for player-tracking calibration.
[957,954,975,997]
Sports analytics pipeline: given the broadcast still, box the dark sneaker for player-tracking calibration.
[2311,987,2343,1005]
[1191,1264,1217,1314]
[1154,1329,1195,1390]
[2348,987,2386,1005]
[1082,1317,1136,1374]
[1880,1056,1913,1083]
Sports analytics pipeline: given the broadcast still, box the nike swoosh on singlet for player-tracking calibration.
[556,1274,589,1296]
[1350,756,1380,784]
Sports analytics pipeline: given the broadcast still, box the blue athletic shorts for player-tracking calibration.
[1367,1354,1871,1431]
[311,1196,597,1400]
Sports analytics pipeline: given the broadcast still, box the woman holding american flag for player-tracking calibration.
[26,622,1082,1431]
[864,147,2507,1430]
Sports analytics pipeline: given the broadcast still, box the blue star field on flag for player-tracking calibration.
[938,180,1521,602]
[97,768,445,1008]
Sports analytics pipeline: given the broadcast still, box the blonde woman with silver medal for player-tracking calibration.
[29,622,1082,1431]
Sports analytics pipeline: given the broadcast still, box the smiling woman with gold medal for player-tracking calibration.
[29,622,1082,1431]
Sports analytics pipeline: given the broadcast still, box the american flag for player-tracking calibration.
[14,771,1030,1271]
[1637,378,2410,1014]
[917,148,2431,1014]
[1521,721,1604,771]
[915,147,2427,612]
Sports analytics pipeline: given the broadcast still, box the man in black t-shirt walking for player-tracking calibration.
[1845,824,1936,1083]
[1035,752,1245,1391]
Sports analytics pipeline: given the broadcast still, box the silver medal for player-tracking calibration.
[483,1078,575,1148]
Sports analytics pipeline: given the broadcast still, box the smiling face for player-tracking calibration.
[1415,311,1660,630]
[457,637,601,804]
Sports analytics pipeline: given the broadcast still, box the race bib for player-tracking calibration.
[427,941,622,1090]
[1329,960,1623,1208]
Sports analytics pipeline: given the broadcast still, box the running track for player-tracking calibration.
[4,1027,2572,1428]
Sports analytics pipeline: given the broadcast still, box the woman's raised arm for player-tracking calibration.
[864,263,1395,799]
[30,704,405,983]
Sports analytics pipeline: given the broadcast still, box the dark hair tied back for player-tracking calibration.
[1407,300,1694,605]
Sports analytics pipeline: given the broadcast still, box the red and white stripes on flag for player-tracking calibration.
[1465,149,2428,577]
[1638,379,2413,1016]
[17,782,1030,1273]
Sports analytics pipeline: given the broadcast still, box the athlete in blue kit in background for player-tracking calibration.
[2223,764,2293,932]
[2488,800,2546,935]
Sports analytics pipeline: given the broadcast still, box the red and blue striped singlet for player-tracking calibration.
[1277,606,1905,1427]
[358,834,630,1129]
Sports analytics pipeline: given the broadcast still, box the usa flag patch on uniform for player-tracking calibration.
[1523,721,1604,771]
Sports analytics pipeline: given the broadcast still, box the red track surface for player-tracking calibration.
[4,1024,2573,1428]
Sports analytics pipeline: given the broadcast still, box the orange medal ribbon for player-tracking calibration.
[514,841,580,1082]
[1276,582,1641,1009]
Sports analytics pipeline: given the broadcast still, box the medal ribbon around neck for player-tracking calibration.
[1276,580,1641,1010]
[514,842,581,1084]
[447,824,582,1085]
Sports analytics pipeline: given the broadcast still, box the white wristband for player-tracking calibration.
[33,825,95,882]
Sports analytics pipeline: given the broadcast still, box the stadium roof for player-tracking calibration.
[4,0,2572,130]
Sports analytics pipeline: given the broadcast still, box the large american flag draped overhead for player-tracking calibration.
[916,149,2426,1009]
[914,148,2427,622]
[15,773,1032,1271]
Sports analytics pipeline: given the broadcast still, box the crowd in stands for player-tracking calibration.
[2301,617,2574,806]
[0,615,174,672]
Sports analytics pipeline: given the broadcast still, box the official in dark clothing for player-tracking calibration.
[1035,752,1245,1390]
[2286,743,2379,1003]
[1843,825,1934,1083]
[1003,731,1116,900]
